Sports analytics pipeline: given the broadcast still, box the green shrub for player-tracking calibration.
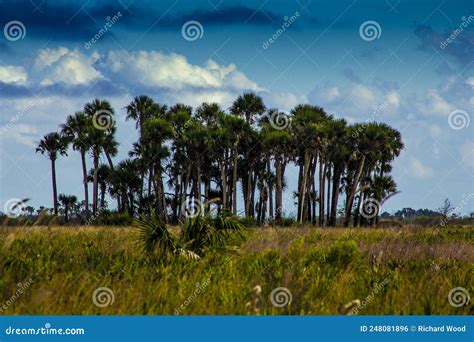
[96,211,133,226]
[326,239,360,265]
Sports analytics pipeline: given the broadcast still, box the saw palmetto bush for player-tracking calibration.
[135,212,175,259]
[180,214,245,254]
[135,211,245,260]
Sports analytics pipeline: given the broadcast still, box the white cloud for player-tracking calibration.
[466,77,474,87]
[0,66,27,85]
[266,92,308,112]
[385,90,400,108]
[34,47,69,69]
[409,157,433,178]
[349,84,377,109]
[36,47,102,86]
[0,124,38,147]
[320,86,340,102]
[105,51,263,92]
[416,89,453,117]
[459,140,474,169]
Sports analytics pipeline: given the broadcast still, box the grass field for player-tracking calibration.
[0,226,472,315]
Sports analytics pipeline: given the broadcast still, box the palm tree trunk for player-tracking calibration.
[245,162,253,217]
[343,156,366,227]
[326,166,331,223]
[51,158,58,215]
[80,150,89,219]
[92,152,99,216]
[329,166,342,226]
[204,179,210,215]
[219,160,227,211]
[309,155,317,224]
[232,143,238,214]
[299,151,310,224]
[104,151,114,169]
[275,156,282,221]
[65,203,69,222]
[267,160,273,219]
[319,159,326,227]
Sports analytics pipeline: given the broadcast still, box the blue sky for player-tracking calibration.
[0,0,473,215]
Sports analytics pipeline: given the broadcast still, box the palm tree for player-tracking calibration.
[58,194,77,222]
[36,132,68,215]
[61,112,91,219]
[230,92,266,125]
[83,99,116,216]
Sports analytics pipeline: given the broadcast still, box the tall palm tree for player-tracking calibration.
[83,99,116,216]
[36,132,68,215]
[61,112,91,219]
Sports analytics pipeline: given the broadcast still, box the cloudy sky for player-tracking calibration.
[0,0,473,215]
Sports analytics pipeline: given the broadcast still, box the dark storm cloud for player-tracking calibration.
[0,0,294,43]
[0,0,123,40]
[414,24,474,68]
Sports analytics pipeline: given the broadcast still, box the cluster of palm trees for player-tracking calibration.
[36,93,403,226]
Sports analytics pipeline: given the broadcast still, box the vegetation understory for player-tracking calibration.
[0,225,472,315]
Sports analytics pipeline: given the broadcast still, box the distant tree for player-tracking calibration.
[58,194,77,222]
[36,132,68,215]
[437,198,454,218]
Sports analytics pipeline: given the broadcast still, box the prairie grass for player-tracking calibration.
[0,225,472,315]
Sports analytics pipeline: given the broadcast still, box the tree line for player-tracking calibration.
[35,93,404,226]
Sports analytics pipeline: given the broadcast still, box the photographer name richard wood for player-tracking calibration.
[417,325,466,332]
